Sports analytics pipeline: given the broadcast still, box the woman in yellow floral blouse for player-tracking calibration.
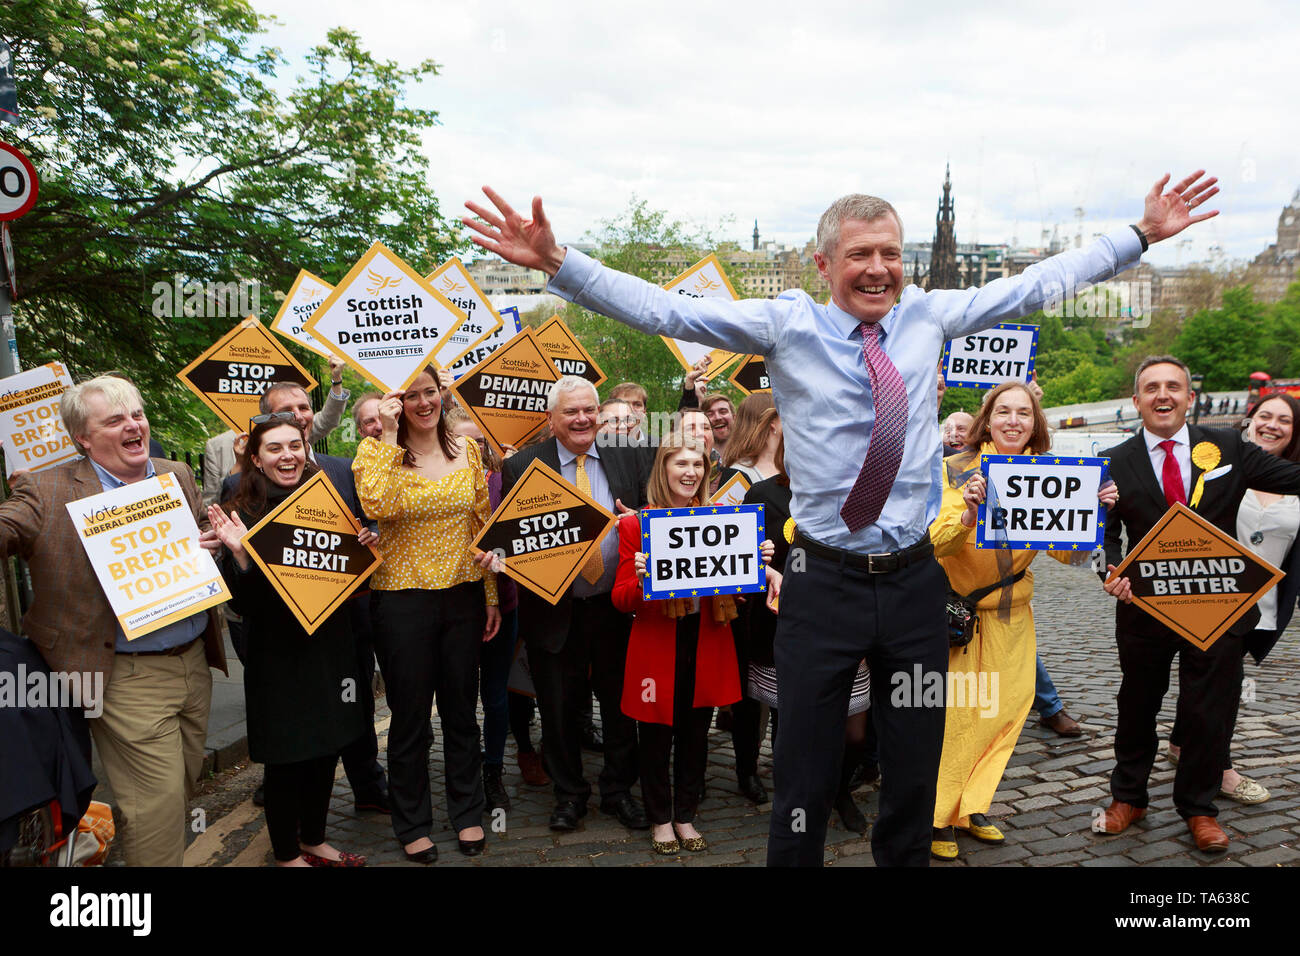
[353,366,500,864]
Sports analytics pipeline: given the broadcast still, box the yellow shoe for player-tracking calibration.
[931,826,958,861]
[958,813,1005,844]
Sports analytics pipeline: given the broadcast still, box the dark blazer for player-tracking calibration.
[1103,425,1300,641]
[500,439,653,653]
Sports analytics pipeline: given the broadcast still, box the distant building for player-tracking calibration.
[465,258,549,296]
[927,165,961,290]
[1244,190,1300,302]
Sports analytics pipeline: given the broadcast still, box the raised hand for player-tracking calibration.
[378,391,403,443]
[463,187,567,276]
[1135,170,1219,244]
[207,504,250,569]
[961,473,987,527]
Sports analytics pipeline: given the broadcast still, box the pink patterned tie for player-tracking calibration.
[840,322,909,532]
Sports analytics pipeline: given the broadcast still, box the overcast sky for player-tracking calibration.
[254,0,1297,269]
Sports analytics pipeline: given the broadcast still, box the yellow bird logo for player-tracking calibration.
[439,276,465,294]
[301,285,321,299]
[365,269,401,295]
[693,275,721,293]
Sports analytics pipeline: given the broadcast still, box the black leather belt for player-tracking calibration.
[792,531,934,574]
[117,636,201,657]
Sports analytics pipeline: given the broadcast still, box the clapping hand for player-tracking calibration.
[207,505,250,570]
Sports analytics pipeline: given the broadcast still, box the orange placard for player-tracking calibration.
[240,472,382,634]
[451,328,558,457]
[534,314,607,388]
[710,471,751,507]
[661,254,744,376]
[1107,503,1284,650]
[178,317,318,433]
[472,459,615,605]
[728,354,771,395]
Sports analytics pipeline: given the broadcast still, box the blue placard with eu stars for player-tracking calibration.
[975,453,1110,553]
[941,323,1039,390]
[640,503,766,601]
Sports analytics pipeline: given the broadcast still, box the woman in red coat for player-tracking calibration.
[613,432,776,854]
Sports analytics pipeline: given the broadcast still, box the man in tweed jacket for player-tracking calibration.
[0,375,226,866]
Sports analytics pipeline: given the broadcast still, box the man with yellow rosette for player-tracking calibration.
[1099,356,1300,853]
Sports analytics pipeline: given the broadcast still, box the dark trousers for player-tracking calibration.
[730,629,762,780]
[1112,627,1244,818]
[480,609,518,766]
[639,614,713,825]
[509,688,537,753]
[339,593,387,798]
[528,593,638,806]
[1169,632,1254,772]
[263,754,336,861]
[768,551,948,868]
[371,583,486,842]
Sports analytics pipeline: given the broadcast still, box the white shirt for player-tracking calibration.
[1237,490,1300,631]
[1143,424,1191,502]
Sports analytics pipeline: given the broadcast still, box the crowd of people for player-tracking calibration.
[9,167,1298,869]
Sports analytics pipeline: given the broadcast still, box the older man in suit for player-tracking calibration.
[1100,355,1300,852]
[498,375,654,831]
[0,375,226,866]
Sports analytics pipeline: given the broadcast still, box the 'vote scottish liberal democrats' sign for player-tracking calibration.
[641,504,765,600]
[942,323,1039,390]
[976,454,1109,552]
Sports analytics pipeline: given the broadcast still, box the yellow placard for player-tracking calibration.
[727,354,771,395]
[426,257,505,370]
[710,471,751,507]
[0,360,78,476]
[302,241,468,393]
[472,459,616,605]
[177,317,319,434]
[661,254,744,376]
[270,269,336,360]
[240,471,382,634]
[451,328,559,457]
[534,314,607,389]
[1107,502,1284,651]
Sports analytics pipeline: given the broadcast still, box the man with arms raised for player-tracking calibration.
[466,171,1217,866]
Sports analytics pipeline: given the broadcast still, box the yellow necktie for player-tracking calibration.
[575,454,604,584]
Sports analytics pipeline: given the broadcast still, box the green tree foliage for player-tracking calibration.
[4,0,460,449]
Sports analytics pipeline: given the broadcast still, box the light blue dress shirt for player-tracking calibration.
[88,458,209,653]
[548,227,1143,554]
[557,441,618,596]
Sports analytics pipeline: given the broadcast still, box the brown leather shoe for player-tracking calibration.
[1098,799,1146,834]
[1187,815,1229,852]
[1039,710,1083,737]
[517,751,550,786]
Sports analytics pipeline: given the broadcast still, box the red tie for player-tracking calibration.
[1158,439,1186,507]
[840,322,909,532]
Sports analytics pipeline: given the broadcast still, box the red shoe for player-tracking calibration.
[1097,800,1146,834]
[517,750,550,786]
[1187,816,1230,852]
[300,849,367,867]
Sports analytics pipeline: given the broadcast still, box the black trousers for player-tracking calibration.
[339,593,386,799]
[263,754,336,861]
[730,628,762,780]
[528,593,638,806]
[371,583,486,842]
[1169,631,1254,773]
[1112,627,1244,818]
[767,550,948,867]
[639,614,713,825]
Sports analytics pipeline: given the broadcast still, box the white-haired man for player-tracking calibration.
[497,376,653,832]
[0,375,225,866]
[467,170,1219,866]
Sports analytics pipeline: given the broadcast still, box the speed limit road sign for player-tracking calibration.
[0,143,38,221]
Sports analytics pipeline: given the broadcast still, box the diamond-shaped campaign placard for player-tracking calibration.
[975,454,1109,552]
[709,471,751,508]
[534,314,607,388]
[270,269,335,360]
[0,360,77,476]
[178,317,318,433]
[728,354,771,395]
[1108,503,1284,651]
[302,241,467,392]
[942,323,1039,390]
[472,459,615,606]
[452,328,558,457]
[641,503,766,600]
[240,471,382,635]
[661,254,744,377]
[426,257,505,371]
[445,306,521,381]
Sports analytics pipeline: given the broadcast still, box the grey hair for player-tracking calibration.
[1133,355,1192,394]
[547,375,600,411]
[61,374,145,454]
[816,194,904,256]
[940,411,971,444]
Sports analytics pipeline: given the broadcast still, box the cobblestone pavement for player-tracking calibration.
[186,556,1300,867]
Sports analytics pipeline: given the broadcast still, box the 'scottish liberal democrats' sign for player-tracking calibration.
[942,323,1039,390]
[640,503,765,600]
[976,454,1109,552]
